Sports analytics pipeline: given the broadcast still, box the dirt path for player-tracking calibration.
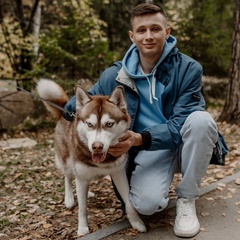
[0,120,239,240]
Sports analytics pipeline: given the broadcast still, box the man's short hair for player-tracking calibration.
[130,2,167,22]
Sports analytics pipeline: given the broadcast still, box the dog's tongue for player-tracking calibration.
[92,153,105,163]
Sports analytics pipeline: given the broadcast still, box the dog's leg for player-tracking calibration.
[64,174,75,208]
[88,191,95,198]
[55,155,75,209]
[75,176,90,236]
[111,170,147,233]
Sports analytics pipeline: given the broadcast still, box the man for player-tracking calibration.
[63,2,228,238]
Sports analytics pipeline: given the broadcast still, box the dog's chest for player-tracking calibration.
[73,154,127,179]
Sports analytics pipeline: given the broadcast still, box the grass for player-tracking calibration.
[0,219,12,230]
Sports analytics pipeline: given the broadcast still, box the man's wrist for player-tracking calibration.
[140,131,151,150]
[134,133,143,146]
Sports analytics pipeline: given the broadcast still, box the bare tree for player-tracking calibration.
[0,0,40,90]
[218,0,240,123]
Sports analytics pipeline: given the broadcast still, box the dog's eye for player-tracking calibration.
[86,122,93,128]
[105,122,114,128]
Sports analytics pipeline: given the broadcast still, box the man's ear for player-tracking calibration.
[166,26,171,39]
[128,30,134,43]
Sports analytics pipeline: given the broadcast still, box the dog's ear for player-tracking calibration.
[109,86,127,112]
[75,86,91,110]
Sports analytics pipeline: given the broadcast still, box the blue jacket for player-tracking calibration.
[64,45,228,164]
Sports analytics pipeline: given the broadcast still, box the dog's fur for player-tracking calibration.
[37,79,146,236]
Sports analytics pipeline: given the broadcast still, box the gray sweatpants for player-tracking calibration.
[129,111,218,215]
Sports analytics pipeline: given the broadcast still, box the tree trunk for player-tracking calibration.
[33,5,41,56]
[218,0,240,123]
[14,0,40,91]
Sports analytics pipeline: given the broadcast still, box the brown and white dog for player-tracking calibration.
[37,79,146,236]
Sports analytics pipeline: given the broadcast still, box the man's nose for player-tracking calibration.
[145,29,153,39]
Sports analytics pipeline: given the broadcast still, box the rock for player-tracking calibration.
[0,137,37,150]
[0,90,34,129]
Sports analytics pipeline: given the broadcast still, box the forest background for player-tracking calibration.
[0,0,234,88]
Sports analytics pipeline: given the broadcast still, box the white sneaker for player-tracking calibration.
[174,198,200,237]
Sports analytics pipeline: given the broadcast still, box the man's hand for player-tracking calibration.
[108,130,143,157]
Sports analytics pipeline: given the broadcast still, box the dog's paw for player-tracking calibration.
[131,220,147,233]
[65,200,75,209]
[77,226,89,236]
[64,195,75,209]
[87,191,95,198]
[126,205,147,233]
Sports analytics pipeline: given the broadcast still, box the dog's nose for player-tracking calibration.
[92,142,103,152]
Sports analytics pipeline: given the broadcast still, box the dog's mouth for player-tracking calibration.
[92,152,106,163]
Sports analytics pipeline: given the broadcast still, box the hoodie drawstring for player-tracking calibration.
[151,69,158,102]
[139,65,158,104]
[146,76,153,104]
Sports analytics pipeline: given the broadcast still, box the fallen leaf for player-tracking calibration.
[218,183,226,188]
[235,178,240,185]
[217,186,224,191]
[63,210,73,215]
[0,166,7,171]
[227,188,236,194]
[216,173,225,179]
[201,212,210,217]
[12,200,21,206]
[43,223,53,229]
[205,197,215,201]
[125,228,138,236]
[235,201,240,206]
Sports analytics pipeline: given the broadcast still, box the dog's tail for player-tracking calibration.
[37,79,69,120]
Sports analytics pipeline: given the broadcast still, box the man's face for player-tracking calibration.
[129,13,170,61]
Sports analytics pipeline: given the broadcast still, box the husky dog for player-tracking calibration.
[37,79,146,236]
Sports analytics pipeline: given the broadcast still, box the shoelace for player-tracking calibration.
[179,200,194,218]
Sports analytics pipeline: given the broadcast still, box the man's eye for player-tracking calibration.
[152,27,160,32]
[137,28,145,33]
[105,122,114,128]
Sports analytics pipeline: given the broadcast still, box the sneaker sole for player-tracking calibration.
[174,225,200,238]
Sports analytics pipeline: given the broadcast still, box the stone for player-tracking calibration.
[0,137,37,150]
[0,89,34,129]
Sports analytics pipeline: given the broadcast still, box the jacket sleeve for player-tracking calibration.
[63,62,121,121]
[63,95,76,121]
[88,62,120,96]
[143,59,205,151]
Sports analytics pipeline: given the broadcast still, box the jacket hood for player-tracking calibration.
[122,35,177,104]
[122,35,177,79]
